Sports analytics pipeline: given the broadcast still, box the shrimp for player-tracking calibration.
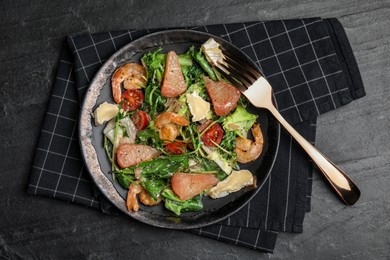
[154,112,189,141]
[159,124,179,142]
[234,123,263,164]
[139,186,162,206]
[154,112,189,128]
[126,182,161,211]
[111,63,147,103]
[126,182,142,211]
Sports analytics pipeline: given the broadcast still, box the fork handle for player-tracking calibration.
[267,105,360,205]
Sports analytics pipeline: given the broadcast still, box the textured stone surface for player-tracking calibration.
[1,0,389,259]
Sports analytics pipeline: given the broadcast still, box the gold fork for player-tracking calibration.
[214,53,360,205]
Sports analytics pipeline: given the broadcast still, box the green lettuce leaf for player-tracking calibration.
[222,106,257,138]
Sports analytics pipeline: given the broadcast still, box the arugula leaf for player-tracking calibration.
[144,82,167,117]
[116,173,134,189]
[141,48,165,84]
[162,188,203,215]
[190,156,227,181]
[138,155,190,178]
[141,178,166,201]
[188,46,217,80]
[136,128,164,149]
[181,61,204,86]
[220,130,236,152]
[218,130,238,169]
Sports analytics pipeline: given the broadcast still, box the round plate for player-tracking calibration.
[79,29,280,229]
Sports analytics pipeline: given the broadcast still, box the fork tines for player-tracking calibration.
[214,53,262,92]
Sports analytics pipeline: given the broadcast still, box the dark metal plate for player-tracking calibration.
[79,29,280,229]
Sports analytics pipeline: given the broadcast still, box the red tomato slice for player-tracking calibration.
[121,89,144,111]
[201,122,224,147]
[164,141,186,155]
[131,111,150,131]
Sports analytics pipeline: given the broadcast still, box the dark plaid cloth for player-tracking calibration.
[27,18,365,253]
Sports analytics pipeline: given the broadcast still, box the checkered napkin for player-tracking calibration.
[27,18,365,253]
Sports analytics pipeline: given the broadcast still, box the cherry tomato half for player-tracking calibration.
[164,141,186,155]
[131,111,150,132]
[121,89,144,111]
[201,122,224,147]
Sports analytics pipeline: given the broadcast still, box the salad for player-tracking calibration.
[93,38,264,216]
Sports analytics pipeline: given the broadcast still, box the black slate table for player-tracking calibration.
[1,1,389,259]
